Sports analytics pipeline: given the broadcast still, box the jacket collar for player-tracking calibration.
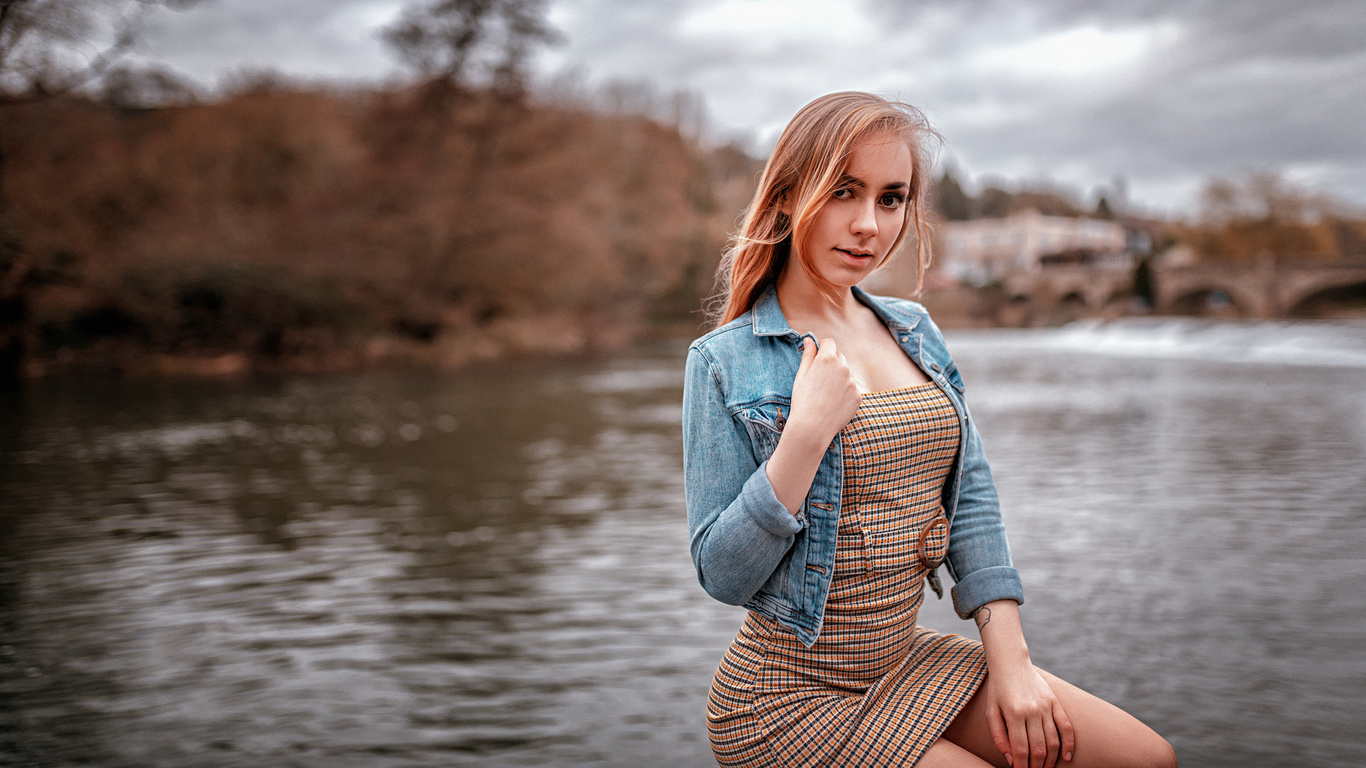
[750,283,793,337]
[750,282,923,337]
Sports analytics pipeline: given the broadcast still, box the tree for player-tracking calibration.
[1193,170,1350,262]
[375,0,559,324]
[0,0,202,383]
[381,0,558,96]
[1095,196,1114,220]
[933,170,972,221]
[0,0,201,97]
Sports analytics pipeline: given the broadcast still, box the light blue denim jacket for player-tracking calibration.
[682,283,1023,647]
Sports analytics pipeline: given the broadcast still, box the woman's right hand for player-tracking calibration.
[765,337,862,515]
[787,337,862,448]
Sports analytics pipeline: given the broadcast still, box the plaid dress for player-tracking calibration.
[708,383,987,766]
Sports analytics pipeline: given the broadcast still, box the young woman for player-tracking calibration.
[681,92,1176,768]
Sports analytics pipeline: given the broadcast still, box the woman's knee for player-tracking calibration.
[1145,735,1178,768]
[1034,668,1176,768]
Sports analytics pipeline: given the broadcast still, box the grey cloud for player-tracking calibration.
[124,0,1366,208]
[857,0,1366,205]
[137,0,401,87]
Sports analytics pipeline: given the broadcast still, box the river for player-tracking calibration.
[1,318,1364,767]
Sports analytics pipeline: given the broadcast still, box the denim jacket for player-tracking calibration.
[682,283,1023,647]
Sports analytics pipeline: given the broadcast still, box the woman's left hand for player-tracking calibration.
[983,660,1074,768]
[975,601,1075,768]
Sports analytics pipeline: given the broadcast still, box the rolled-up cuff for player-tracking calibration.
[742,460,806,534]
[950,565,1024,619]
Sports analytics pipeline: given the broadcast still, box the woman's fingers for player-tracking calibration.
[786,336,861,449]
[1042,713,1061,768]
[1025,715,1046,768]
[795,337,838,385]
[796,338,858,405]
[797,336,817,373]
[1006,708,1029,767]
[988,699,1021,765]
[988,701,1011,761]
[1053,699,1075,763]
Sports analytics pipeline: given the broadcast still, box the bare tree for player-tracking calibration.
[1200,170,1349,227]
[381,0,558,96]
[0,0,200,97]
[0,0,202,383]
[374,0,559,318]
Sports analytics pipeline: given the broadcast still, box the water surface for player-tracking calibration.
[2,319,1364,767]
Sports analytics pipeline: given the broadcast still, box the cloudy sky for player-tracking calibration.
[133,0,1366,214]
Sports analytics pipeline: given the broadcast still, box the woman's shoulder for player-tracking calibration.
[864,291,931,319]
[684,311,797,395]
[688,312,758,358]
[858,290,942,334]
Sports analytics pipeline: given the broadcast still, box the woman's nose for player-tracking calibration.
[851,200,878,237]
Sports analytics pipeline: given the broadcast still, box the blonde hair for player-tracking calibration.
[711,92,940,326]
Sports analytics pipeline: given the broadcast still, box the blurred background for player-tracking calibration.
[1,1,1364,766]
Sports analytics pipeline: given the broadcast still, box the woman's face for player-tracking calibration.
[797,132,913,288]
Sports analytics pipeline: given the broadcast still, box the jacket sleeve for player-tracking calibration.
[682,345,803,606]
[945,411,1025,619]
[914,311,1023,619]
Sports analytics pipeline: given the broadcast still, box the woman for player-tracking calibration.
[681,92,1176,768]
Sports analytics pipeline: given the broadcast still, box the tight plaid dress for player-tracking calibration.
[708,382,987,767]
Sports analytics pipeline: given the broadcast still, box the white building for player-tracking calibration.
[938,209,1126,284]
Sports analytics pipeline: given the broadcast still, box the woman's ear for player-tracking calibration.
[779,194,792,217]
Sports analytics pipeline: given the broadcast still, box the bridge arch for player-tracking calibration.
[1059,290,1087,306]
[1286,280,1366,317]
[1045,290,1090,324]
[1101,285,1133,307]
[995,291,1035,327]
[1168,287,1250,317]
[1155,258,1366,317]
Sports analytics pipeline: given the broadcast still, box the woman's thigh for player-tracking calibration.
[918,737,997,767]
[939,667,1176,768]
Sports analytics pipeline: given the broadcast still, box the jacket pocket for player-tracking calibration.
[734,399,790,464]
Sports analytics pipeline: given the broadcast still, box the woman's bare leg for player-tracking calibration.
[941,668,1177,768]
[918,736,998,767]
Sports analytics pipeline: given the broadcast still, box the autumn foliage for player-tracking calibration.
[2,86,758,374]
[1175,171,1366,262]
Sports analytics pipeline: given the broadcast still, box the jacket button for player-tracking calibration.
[899,335,909,342]
[931,363,942,372]
[775,415,786,430]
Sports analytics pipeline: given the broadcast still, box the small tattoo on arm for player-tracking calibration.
[974,606,992,631]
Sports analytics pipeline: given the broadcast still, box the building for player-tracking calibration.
[938,209,1127,284]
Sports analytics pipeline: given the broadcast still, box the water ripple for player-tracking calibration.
[1,334,1364,766]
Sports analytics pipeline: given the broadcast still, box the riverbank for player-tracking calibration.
[19,284,1366,380]
[18,307,648,379]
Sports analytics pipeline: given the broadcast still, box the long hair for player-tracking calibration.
[710,92,941,326]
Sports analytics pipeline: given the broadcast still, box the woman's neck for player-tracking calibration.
[775,265,861,329]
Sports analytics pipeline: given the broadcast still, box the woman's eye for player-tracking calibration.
[881,193,905,208]
[833,187,854,199]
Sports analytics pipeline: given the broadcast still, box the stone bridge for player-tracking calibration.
[998,265,1139,325]
[998,257,1366,320]
[1151,258,1366,317]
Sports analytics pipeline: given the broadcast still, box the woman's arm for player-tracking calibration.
[682,344,803,605]
[975,600,1075,768]
[910,310,1024,617]
[682,338,859,605]
[946,415,1026,617]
